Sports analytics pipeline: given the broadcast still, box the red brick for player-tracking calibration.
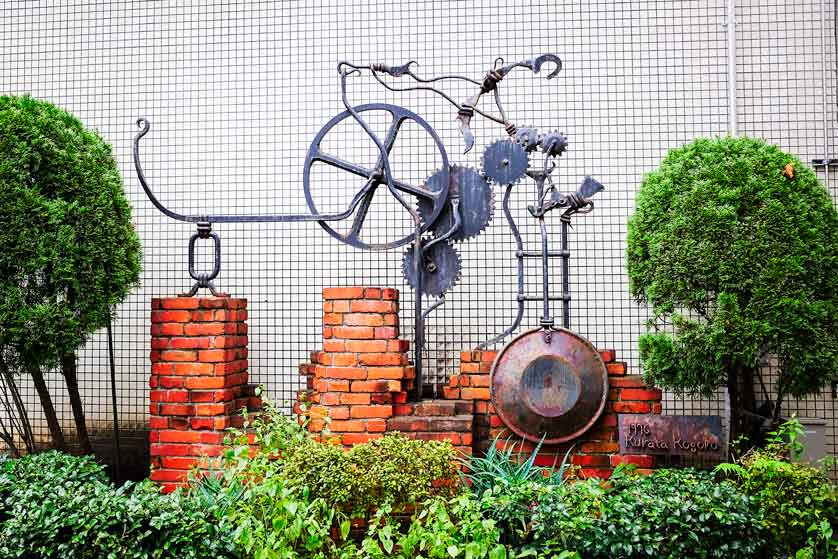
[344,313,384,327]
[331,300,350,312]
[323,287,365,300]
[350,405,393,419]
[468,374,490,387]
[460,362,480,373]
[158,403,194,416]
[184,323,226,336]
[189,444,226,457]
[367,366,405,380]
[610,455,654,468]
[322,366,367,380]
[213,360,248,375]
[198,349,232,362]
[340,433,385,445]
[150,443,191,456]
[184,377,224,389]
[371,393,394,404]
[363,287,382,299]
[171,337,211,350]
[652,403,662,414]
[329,419,367,432]
[151,338,170,350]
[314,379,350,392]
[190,310,215,322]
[358,353,405,367]
[607,362,627,376]
[381,288,398,300]
[333,326,374,339]
[350,299,396,313]
[392,391,408,404]
[351,380,401,393]
[213,335,246,348]
[387,339,409,352]
[331,353,358,366]
[160,456,201,470]
[599,349,615,363]
[149,416,169,429]
[151,310,192,323]
[190,389,236,403]
[323,313,343,325]
[571,454,611,467]
[609,376,648,388]
[194,403,233,416]
[173,362,215,376]
[151,323,184,336]
[442,387,460,399]
[197,298,231,309]
[374,326,398,339]
[150,390,189,403]
[150,469,189,483]
[158,430,202,443]
[460,387,491,400]
[382,314,398,326]
[366,418,387,432]
[580,441,620,453]
[613,402,651,414]
[339,393,370,405]
[600,413,618,427]
[160,298,200,310]
[323,340,345,352]
[621,388,662,401]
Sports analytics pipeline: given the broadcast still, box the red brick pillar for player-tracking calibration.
[297,287,412,446]
[149,296,259,492]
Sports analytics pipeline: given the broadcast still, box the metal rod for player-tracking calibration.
[821,0,831,188]
[727,0,737,136]
[561,217,571,329]
[517,250,570,258]
[106,317,122,483]
[539,217,552,327]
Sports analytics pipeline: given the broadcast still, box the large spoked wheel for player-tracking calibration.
[303,103,449,250]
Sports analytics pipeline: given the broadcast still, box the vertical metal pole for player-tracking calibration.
[538,217,552,327]
[727,0,738,136]
[560,216,571,329]
[821,0,831,187]
[413,229,423,400]
[725,0,738,136]
[106,317,122,483]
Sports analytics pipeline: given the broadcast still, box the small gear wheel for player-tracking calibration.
[540,130,569,157]
[402,240,462,297]
[482,139,529,185]
[514,127,540,152]
[418,165,494,242]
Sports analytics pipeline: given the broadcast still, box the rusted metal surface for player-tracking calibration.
[491,328,608,443]
[618,415,726,458]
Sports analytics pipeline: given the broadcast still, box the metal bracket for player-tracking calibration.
[182,221,224,297]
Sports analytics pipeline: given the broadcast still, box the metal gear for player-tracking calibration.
[402,240,462,297]
[514,127,541,152]
[418,165,494,242]
[482,139,529,185]
[540,130,569,157]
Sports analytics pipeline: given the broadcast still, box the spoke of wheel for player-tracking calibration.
[391,178,436,200]
[313,151,374,179]
[346,182,378,241]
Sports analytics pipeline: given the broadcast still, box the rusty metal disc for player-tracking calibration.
[490,328,608,444]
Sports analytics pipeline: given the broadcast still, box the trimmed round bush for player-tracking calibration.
[0,95,141,370]
[627,136,838,412]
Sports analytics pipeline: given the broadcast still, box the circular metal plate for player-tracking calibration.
[490,328,608,443]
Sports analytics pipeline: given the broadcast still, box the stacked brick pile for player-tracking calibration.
[148,297,260,492]
[440,348,663,478]
[297,287,473,450]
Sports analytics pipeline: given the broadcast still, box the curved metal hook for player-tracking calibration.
[133,119,194,223]
[500,53,563,80]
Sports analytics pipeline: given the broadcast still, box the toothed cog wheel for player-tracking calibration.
[540,131,569,157]
[515,127,541,152]
[417,165,494,242]
[482,140,529,185]
[402,240,462,297]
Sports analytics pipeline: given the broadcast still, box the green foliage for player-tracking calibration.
[0,95,141,371]
[462,436,572,498]
[0,451,235,559]
[627,136,838,398]
[532,468,764,559]
[716,423,838,559]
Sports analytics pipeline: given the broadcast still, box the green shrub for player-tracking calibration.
[0,451,235,559]
[626,136,838,437]
[532,468,764,559]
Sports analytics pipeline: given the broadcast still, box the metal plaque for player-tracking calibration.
[491,328,608,444]
[618,415,726,458]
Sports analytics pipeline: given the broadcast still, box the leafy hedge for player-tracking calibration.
[0,452,235,559]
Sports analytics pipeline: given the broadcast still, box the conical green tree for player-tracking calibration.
[0,95,142,451]
[627,136,838,441]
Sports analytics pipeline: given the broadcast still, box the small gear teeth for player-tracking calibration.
[418,165,495,242]
[402,240,462,297]
[540,130,569,157]
[514,126,541,152]
[482,139,530,186]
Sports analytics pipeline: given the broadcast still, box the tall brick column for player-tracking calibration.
[149,296,259,492]
[297,287,413,446]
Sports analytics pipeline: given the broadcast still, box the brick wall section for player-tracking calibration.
[297,287,472,450]
[149,297,261,492]
[443,348,663,478]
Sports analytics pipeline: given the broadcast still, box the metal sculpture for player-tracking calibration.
[132,53,602,404]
